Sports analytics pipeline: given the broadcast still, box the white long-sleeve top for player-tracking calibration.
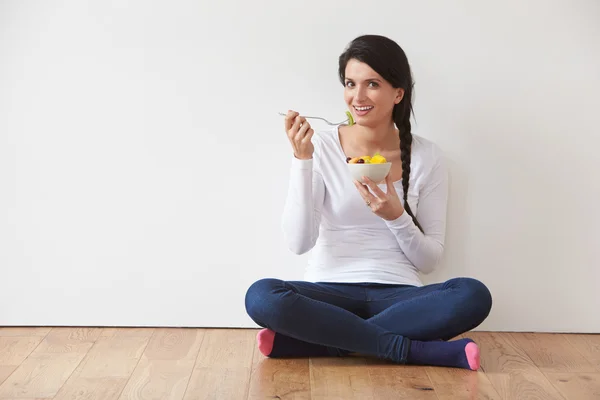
[281,125,449,286]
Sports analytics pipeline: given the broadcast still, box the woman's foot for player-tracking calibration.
[256,329,276,356]
[256,329,342,358]
[407,338,480,370]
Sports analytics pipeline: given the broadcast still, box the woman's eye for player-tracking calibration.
[345,81,378,88]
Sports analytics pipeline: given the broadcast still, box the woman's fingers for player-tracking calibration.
[302,127,314,144]
[294,118,310,142]
[284,112,314,160]
[284,111,311,143]
[292,116,305,136]
[353,180,376,204]
[287,115,302,139]
[362,177,387,199]
[284,110,299,132]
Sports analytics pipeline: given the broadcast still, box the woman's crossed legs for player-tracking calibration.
[244,277,492,369]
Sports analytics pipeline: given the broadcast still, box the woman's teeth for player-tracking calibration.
[354,106,374,116]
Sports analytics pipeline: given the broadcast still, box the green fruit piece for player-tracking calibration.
[345,111,355,126]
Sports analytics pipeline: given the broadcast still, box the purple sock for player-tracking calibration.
[406,338,480,370]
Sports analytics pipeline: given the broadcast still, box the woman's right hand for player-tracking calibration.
[284,110,314,160]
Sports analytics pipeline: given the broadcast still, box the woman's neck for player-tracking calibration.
[348,121,399,155]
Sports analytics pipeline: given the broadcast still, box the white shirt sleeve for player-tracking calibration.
[384,148,448,274]
[281,156,325,255]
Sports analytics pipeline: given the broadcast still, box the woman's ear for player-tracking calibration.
[395,88,405,104]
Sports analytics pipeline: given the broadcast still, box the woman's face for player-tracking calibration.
[343,59,404,127]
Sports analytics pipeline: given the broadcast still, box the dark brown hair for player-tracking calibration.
[338,34,423,231]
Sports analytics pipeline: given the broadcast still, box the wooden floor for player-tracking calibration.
[0,328,598,399]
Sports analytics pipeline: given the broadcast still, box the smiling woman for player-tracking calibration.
[244,34,492,371]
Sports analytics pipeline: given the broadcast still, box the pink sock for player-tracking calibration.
[255,329,335,358]
[465,341,480,370]
[256,328,275,356]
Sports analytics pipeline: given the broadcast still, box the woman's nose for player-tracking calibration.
[356,86,368,101]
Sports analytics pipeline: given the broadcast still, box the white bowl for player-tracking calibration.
[347,162,392,184]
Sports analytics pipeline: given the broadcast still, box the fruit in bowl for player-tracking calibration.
[346,153,391,183]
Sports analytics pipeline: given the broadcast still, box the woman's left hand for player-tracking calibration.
[354,174,405,221]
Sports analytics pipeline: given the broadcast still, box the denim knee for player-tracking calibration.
[460,277,492,320]
[445,277,492,320]
[244,278,282,326]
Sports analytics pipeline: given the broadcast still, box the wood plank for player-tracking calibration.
[183,329,255,400]
[185,367,251,400]
[309,357,375,400]
[511,332,597,373]
[467,332,564,400]
[118,359,195,400]
[0,337,44,365]
[53,332,151,400]
[140,328,204,361]
[426,367,501,400]
[44,328,101,341]
[369,364,438,399]
[0,337,41,397]
[470,332,539,373]
[192,329,254,370]
[564,334,600,371]
[545,372,600,400]
[118,328,204,400]
[53,377,129,400]
[34,328,100,354]
[0,366,17,385]
[74,336,150,378]
[100,328,155,338]
[488,372,565,400]
[0,353,87,399]
[248,344,311,400]
[0,328,52,337]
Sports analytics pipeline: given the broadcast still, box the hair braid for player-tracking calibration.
[394,103,423,232]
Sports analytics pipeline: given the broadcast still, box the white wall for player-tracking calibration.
[1,0,598,333]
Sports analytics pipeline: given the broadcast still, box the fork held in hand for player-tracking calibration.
[277,112,349,126]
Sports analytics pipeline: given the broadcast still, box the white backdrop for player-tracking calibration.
[1,0,599,332]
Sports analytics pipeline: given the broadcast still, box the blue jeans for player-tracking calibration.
[244,277,492,363]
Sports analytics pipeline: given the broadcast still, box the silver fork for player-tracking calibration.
[277,112,348,126]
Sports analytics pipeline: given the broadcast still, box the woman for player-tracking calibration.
[245,34,492,370]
